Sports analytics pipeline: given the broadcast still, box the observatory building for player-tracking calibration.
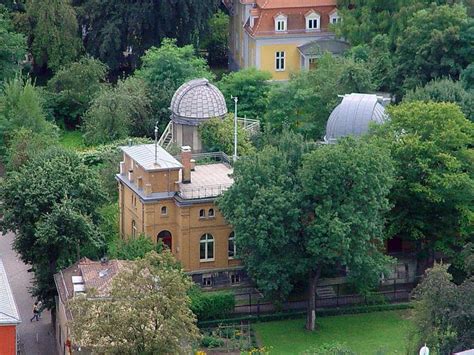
[167,78,228,152]
[324,93,389,143]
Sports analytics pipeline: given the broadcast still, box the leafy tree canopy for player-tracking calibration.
[26,0,83,72]
[410,263,473,354]
[82,76,152,145]
[199,115,255,157]
[201,10,230,66]
[0,6,27,83]
[218,68,272,121]
[69,250,200,354]
[265,54,375,139]
[371,102,474,272]
[108,234,162,260]
[394,4,474,93]
[0,76,57,157]
[46,56,108,128]
[136,38,214,130]
[75,0,220,72]
[219,132,394,330]
[0,147,107,306]
[404,78,474,122]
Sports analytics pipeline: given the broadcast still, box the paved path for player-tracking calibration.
[0,232,57,355]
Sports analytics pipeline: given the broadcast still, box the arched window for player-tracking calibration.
[157,230,172,249]
[199,209,206,219]
[131,220,137,238]
[228,232,236,259]
[200,233,214,261]
[208,208,215,217]
[161,206,167,215]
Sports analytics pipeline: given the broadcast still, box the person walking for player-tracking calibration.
[30,301,40,322]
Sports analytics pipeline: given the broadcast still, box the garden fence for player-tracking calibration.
[232,280,413,316]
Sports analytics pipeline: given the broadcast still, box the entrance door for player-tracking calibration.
[157,230,172,250]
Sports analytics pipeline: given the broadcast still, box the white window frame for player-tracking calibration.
[275,51,285,71]
[228,232,237,259]
[208,208,215,218]
[306,12,320,30]
[131,220,137,238]
[161,206,167,216]
[275,15,287,32]
[200,233,215,262]
[330,11,341,25]
[199,209,206,219]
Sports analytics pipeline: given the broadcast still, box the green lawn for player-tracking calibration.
[253,310,413,355]
[59,130,86,150]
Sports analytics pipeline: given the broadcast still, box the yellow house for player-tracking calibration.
[226,0,349,80]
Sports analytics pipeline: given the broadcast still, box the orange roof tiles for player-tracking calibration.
[255,0,337,9]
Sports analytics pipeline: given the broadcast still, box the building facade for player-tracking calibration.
[0,259,21,355]
[226,0,349,80]
[116,144,246,288]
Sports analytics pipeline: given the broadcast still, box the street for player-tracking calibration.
[0,232,57,355]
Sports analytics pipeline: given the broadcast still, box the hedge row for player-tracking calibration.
[198,302,413,328]
[190,288,236,321]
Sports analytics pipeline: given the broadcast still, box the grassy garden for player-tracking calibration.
[253,310,413,355]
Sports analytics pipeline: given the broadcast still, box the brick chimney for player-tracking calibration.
[181,146,192,184]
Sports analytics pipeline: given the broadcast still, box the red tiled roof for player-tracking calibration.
[256,0,337,9]
[248,5,336,37]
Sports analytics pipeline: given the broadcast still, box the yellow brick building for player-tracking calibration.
[116,144,244,287]
[226,0,349,80]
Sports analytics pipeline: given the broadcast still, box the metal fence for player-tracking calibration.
[232,281,413,316]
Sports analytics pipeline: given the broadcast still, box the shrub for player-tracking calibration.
[200,335,224,348]
[107,234,162,260]
[302,342,355,355]
[190,287,235,321]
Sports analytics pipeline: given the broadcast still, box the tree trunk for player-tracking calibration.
[306,266,322,331]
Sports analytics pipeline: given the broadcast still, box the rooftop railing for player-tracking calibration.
[177,183,233,200]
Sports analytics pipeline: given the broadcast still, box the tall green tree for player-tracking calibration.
[371,102,474,274]
[336,0,458,48]
[46,56,108,128]
[26,0,83,72]
[265,54,374,139]
[202,10,229,66]
[394,4,474,93]
[0,148,107,307]
[410,263,474,354]
[0,6,27,83]
[218,68,271,121]
[219,133,394,331]
[69,251,200,354]
[0,76,57,157]
[136,38,214,130]
[82,77,152,145]
[75,0,220,72]
[404,78,474,122]
[199,115,254,156]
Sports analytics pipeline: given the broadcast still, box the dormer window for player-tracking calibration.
[330,11,341,25]
[275,14,287,32]
[306,11,320,31]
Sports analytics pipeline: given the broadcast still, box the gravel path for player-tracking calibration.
[0,232,57,355]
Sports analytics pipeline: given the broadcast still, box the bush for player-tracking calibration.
[107,234,162,260]
[199,115,254,156]
[190,287,235,321]
[302,342,355,355]
[200,335,225,348]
